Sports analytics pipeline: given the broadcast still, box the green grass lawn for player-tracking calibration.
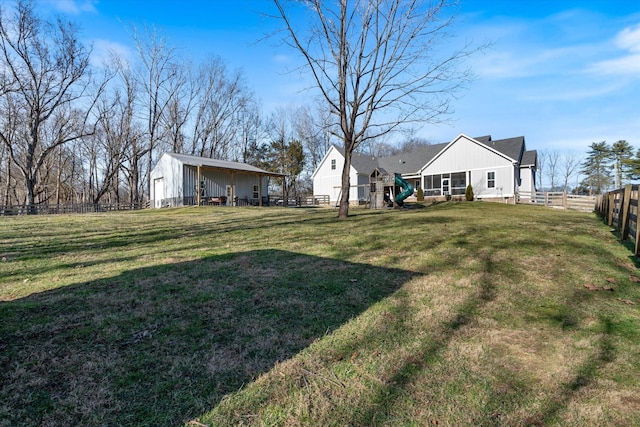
[0,202,639,426]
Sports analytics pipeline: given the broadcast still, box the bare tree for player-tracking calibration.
[131,25,180,202]
[292,104,326,174]
[115,58,145,206]
[161,60,196,155]
[0,91,20,206]
[0,0,98,211]
[560,150,581,193]
[234,99,266,163]
[546,149,560,190]
[274,0,478,217]
[87,72,141,205]
[189,56,250,160]
[537,150,548,191]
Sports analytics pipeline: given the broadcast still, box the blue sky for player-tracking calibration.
[38,0,640,154]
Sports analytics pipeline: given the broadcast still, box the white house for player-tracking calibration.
[150,152,284,208]
[311,148,379,204]
[312,134,537,204]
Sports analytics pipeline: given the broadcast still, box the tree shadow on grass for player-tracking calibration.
[0,250,419,427]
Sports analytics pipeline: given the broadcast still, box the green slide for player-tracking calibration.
[394,173,414,207]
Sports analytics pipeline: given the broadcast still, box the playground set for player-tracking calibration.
[369,169,414,209]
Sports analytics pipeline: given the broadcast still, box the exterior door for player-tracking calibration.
[442,178,450,196]
[154,178,164,208]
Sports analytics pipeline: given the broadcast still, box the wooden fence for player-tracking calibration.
[271,195,331,207]
[0,203,145,216]
[595,185,640,256]
[517,191,596,212]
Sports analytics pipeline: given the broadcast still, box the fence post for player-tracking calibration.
[635,216,640,257]
[621,185,632,240]
[608,193,615,226]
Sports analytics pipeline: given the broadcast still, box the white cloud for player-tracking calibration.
[45,0,97,15]
[272,54,291,64]
[588,23,640,75]
[89,39,133,67]
[522,80,629,102]
[616,23,640,53]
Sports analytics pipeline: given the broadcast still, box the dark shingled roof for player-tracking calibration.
[378,142,448,175]
[521,150,537,167]
[348,150,381,174]
[474,135,492,144]
[485,136,525,162]
[334,134,533,176]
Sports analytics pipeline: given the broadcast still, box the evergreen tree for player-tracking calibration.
[610,140,634,188]
[579,141,612,195]
[622,146,640,182]
[265,138,306,204]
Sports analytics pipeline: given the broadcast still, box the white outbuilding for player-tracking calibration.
[150,153,284,208]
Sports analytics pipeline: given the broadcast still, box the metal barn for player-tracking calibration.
[150,153,284,208]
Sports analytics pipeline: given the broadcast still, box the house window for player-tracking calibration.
[450,172,466,195]
[253,184,259,199]
[487,171,496,188]
[331,159,336,170]
[414,180,421,189]
[423,174,441,196]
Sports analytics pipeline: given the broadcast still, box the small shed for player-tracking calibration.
[150,153,285,208]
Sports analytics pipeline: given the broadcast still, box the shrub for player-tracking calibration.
[465,184,474,201]
[417,187,424,202]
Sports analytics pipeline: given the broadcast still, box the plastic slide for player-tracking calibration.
[394,173,414,207]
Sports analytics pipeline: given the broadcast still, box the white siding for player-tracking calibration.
[421,135,517,198]
[313,146,343,203]
[150,153,270,208]
[150,153,185,207]
[184,166,269,201]
[313,146,361,204]
[518,166,536,195]
[425,136,514,173]
[470,166,514,198]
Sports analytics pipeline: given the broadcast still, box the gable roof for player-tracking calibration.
[317,134,532,177]
[485,136,525,163]
[521,150,537,167]
[163,152,284,177]
[378,142,448,175]
[350,150,382,174]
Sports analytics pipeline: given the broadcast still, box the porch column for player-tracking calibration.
[230,172,235,206]
[197,165,201,206]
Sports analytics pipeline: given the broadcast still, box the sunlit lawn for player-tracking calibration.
[0,202,639,426]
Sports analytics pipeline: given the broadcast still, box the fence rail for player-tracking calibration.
[517,191,596,212]
[299,195,330,206]
[0,203,145,216]
[595,185,640,256]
